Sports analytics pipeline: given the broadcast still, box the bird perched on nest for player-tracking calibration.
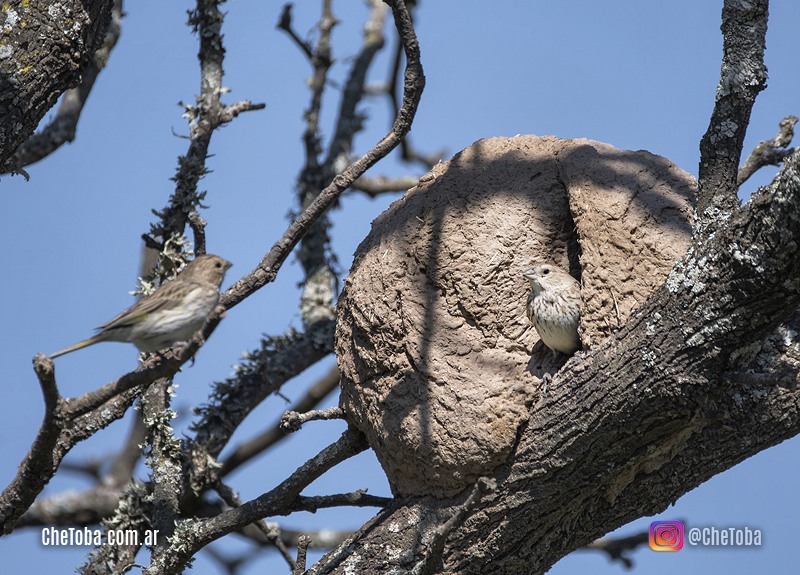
[51,254,232,358]
[523,263,581,355]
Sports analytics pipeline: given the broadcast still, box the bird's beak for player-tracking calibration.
[522,269,536,280]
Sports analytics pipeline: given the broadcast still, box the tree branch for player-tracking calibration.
[149,0,264,246]
[16,412,146,529]
[290,0,339,329]
[218,0,424,311]
[62,339,204,419]
[580,530,650,569]
[291,490,392,514]
[214,482,296,568]
[0,356,61,533]
[0,0,114,166]
[410,478,495,575]
[350,175,419,196]
[277,4,316,61]
[140,381,182,543]
[280,407,345,433]
[384,1,442,170]
[323,0,386,173]
[0,320,209,534]
[293,534,312,575]
[188,213,208,255]
[1,0,123,174]
[579,531,650,569]
[737,115,798,186]
[696,0,768,222]
[221,365,340,475]
[191,320,336,458]
[144,429,369,574]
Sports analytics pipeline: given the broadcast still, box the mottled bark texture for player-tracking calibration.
[0,0,113,167]
[328,136,800,574]
[697,0,768,218]
[337,136,696,498]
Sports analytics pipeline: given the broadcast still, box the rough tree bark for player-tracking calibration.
[0,0,113,169]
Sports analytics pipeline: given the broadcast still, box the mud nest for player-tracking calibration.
[336,135,696,497]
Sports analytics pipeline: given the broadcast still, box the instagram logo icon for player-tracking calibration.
[649,521,684,551]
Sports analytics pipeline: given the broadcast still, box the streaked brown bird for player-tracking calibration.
[51,254,232,358]
[522,263,581,355]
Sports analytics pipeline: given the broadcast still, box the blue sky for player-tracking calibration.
[1,1,798,573]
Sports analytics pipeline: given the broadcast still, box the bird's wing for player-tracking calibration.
[97,280,199,331]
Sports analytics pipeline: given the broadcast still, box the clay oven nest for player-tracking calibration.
[336,135,696,497]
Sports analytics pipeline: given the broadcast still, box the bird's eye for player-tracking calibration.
[215,262,222,268]
[542,267,550,275]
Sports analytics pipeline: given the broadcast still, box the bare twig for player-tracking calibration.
[219,100,265,123]
[323,0,387,173]
[277,4,315,61]
[581,530,650,569]
[33,353,60,412]
[218,0,425,311]
[384,1,442,170]
[192,319,336,459]
[188,213,208,255]
[289,0,340,329]
[350,175,419,195]
[280,407,345,433]
[214,482,295,569]
[0,356,61,533]
[737,115,798,186]
[293,534,312,575]
[292,490,392,513]
[221,365,340,475]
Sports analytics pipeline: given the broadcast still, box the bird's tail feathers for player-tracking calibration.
[50,335,105,359]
